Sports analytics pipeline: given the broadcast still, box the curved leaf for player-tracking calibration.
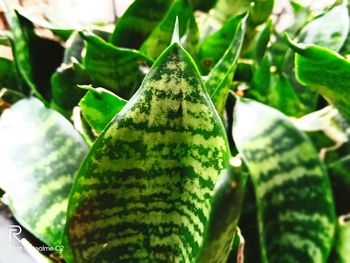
[232,98,336,263]
[288,38,350,122]
[82,32,153,99]
[110,0,173,49]
[79,86,127,133]
[0,98,88,248]
[64,42,230,262]
[197,157,246,263]
[139,0,199,59]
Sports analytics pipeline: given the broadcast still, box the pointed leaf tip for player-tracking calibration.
[171,16,180,44]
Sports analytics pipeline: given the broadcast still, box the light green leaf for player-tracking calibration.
[64,42,230,262]
[232,97,336,263]
[110,0,173,49]
[82,32,153,99]
[139,0,199,59]
[331,214,350,263]
[0,97,88,249]
[288,38,350,123]
[79,86,127,133]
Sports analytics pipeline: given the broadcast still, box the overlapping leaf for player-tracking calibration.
[82,32,153,99]
[64,40,230,262]
[139,0,199,59]
[0,98,88,248]
[232,98,336,263]
[79,86,127,133]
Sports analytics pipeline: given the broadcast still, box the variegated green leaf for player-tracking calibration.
[287,38,350,123]
[0,97,88,249]
[232,97,336,263]
[82,32,153,99]
[79,86,127,133]
[197,157,246,263]
[139,0,199,59]
[206,14,247,114]
[64,41,230,262]
[110,0,173,49]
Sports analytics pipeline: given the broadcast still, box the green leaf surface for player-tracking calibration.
[206,14,247,114]
[139,0,199,59]
[79,86,127,133]
[331,214,350,263]
[197,158,246,263]
[268,74,304,117]
[232,98,336,263]
[0,97,88,248]
[298,4,350,52]
[110,0,173,49]
[51,62,91,117]
[255,20,271,65]
[3,4,64,102]
[82,32,153,99]
[191,0,217,11]
[198,14,243,75]
[64,42,230,262]
[0,57,19,91]
[288,39,350,122]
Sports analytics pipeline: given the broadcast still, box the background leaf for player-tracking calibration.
[0,98,88,248]
[232,98,336,263]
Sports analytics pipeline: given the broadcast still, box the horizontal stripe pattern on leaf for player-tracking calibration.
[232,98,336,263]
[65,42,230,262]
[0,98,88,248]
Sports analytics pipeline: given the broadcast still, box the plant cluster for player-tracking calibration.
[0,0,349,262]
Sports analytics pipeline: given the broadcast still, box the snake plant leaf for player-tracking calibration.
[331,214,350,263]
[2,3,64,102]
[64,41,231,262]
[0,57,19,91]
[287,38,350,123]
[110,0,173,49]
[232,97,336,263]
[198,14,243,75]
[298,4,350,52]
[51,62,91,117]
[197,158,246,263]
[246,55,270,104]
[206,14,247,114]
[79,86,127,133]
[82,32,153,100]
[139,0,199,59]
[0,97,88,249]
[268,74,304,117]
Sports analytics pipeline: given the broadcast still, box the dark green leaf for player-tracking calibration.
[197,158,246,263]
[0,57,19,91]
[0,97,88,248]
[191,0,217,11]
[79,86,127,133]
[198,14,243,74]
[268,74,304,117]
[64,42,230,262]
[255,20,271,65]
[288,38,350,122]
[3,3,64,102]
[110,0,173,49]
[139,0,199,59]
[232,97,336,263]
[51,62,91,117]
[82,32,153,99]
